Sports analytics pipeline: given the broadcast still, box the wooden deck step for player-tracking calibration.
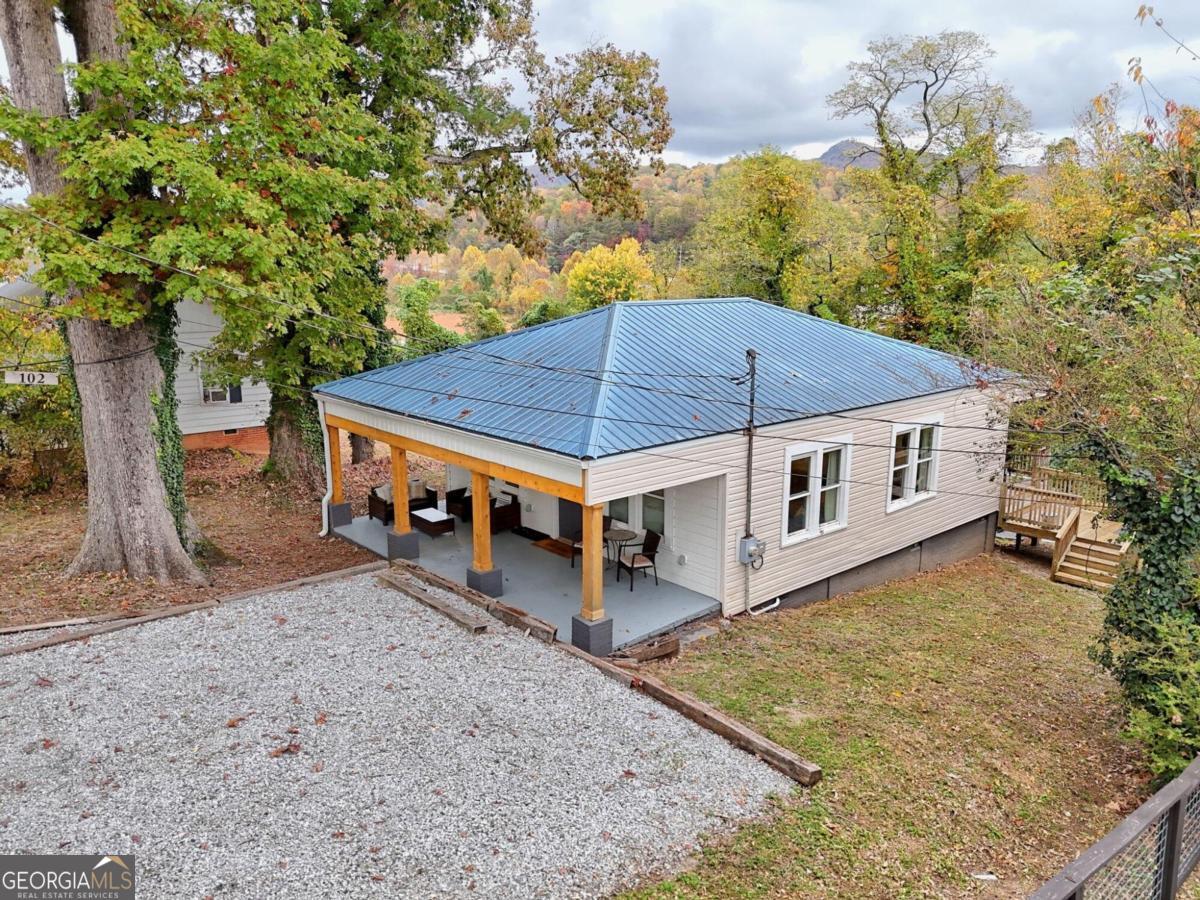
[1056,561,1117,585]
[1055,570,1115,591]
[1065,554,1118,573]
[1071,539,1125,559]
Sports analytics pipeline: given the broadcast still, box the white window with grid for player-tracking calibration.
[781,436,851,545]
[887,416,942,511]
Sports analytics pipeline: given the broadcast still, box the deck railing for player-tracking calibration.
[999,482,1082,534]
[1051,506,1081,577]
[1028,469,1108,513]
[1005,458,1108,513]
[1031,757,1200,899]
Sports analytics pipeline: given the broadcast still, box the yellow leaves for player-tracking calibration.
[565,238,652,308]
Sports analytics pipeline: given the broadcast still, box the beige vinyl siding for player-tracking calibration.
[584,388,1006,615]
[654,476,723,598]
[176,299,270,436]
[446,463,472,492]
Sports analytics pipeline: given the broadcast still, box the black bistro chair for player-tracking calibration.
[569,515,612,568]
[616,529,661,590]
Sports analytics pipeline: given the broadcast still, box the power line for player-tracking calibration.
[0,203,738,382]
[0,292,1126,466]
[167,334,1025,463]
[0,204,1066,441]
[0,205,1146,449]
[0,290,1086,500]
[164,337,1026,505]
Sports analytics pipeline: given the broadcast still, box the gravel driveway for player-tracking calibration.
[0,574,790,898]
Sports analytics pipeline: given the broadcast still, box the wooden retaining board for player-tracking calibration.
[375,572,491,635]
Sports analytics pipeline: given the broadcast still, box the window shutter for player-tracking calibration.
[228,383,243,404]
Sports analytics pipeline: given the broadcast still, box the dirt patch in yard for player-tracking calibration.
[0,449,376,627]
[628,556,1148,899]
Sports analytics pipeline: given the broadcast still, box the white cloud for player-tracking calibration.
[532,0,1200,163]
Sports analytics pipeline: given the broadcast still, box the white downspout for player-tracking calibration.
[317,396,333,537]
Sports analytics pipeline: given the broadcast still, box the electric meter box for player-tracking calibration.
[738,536,765,565]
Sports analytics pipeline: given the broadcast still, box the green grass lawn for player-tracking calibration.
[628,555,1148,899]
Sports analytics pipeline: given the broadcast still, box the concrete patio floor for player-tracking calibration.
[332,515,720,650]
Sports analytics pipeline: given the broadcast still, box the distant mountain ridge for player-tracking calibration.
[812,139,882,170]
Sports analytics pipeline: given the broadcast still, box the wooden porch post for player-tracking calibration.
[580,503,604,621]
[471,470,493,572]
[327,424,343,504]
[390,445,410,534]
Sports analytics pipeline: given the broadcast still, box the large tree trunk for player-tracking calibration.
[0,0,67,195]
[267,393,326,492]
[1,0,206,583]
[350,434,374,464]
[66,317,205,582]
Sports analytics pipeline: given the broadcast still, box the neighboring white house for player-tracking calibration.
[175,299,271,453]
[315,297,1011,656]
[2,278,270,453]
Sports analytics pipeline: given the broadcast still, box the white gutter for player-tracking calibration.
[317,396,333,537]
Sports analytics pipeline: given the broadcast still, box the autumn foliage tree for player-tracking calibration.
[976,43,1200,777]
[0,0,669,582]
[565,238,653,309]
[828,31,1032,347]
[690,148,866,317]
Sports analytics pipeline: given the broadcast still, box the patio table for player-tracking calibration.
[603,528,638,570]
[411,507,456,538]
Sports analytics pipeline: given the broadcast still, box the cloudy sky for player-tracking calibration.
[531,0,1200,163]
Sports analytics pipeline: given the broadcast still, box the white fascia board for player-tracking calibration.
[322,397,584,488]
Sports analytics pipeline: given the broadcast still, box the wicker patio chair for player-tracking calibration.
[368,483,436,525]
[570,515,613,568]
[616,529,661,590]
[445,487,470,521]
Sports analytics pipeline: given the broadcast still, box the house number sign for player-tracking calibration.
[4,370,60,386]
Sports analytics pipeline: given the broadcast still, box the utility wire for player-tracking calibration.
[166,337,1025,505]
[4,282,1068,450]
[0,203,738,382]
[0,291,1118,466]
[0,293,1082,503]
[3,204,1148,462]
[0,204,1073,442]
[164,334,1027,464]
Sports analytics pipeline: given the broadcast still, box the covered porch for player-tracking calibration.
[319,403,720,656]
[332,515,720,650]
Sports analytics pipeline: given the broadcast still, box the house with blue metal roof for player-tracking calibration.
[315,297,1010,656]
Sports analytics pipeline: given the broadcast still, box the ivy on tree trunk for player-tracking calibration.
[0,0,204,583]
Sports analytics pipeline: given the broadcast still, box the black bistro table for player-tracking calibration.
[602,527,638,570]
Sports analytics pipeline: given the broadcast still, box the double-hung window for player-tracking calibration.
[782,437,850,544]
[888,418,940,510]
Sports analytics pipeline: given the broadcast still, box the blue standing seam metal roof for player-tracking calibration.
[314,297,992,460]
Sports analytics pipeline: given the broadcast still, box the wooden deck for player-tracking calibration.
[999,477,1128,590]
